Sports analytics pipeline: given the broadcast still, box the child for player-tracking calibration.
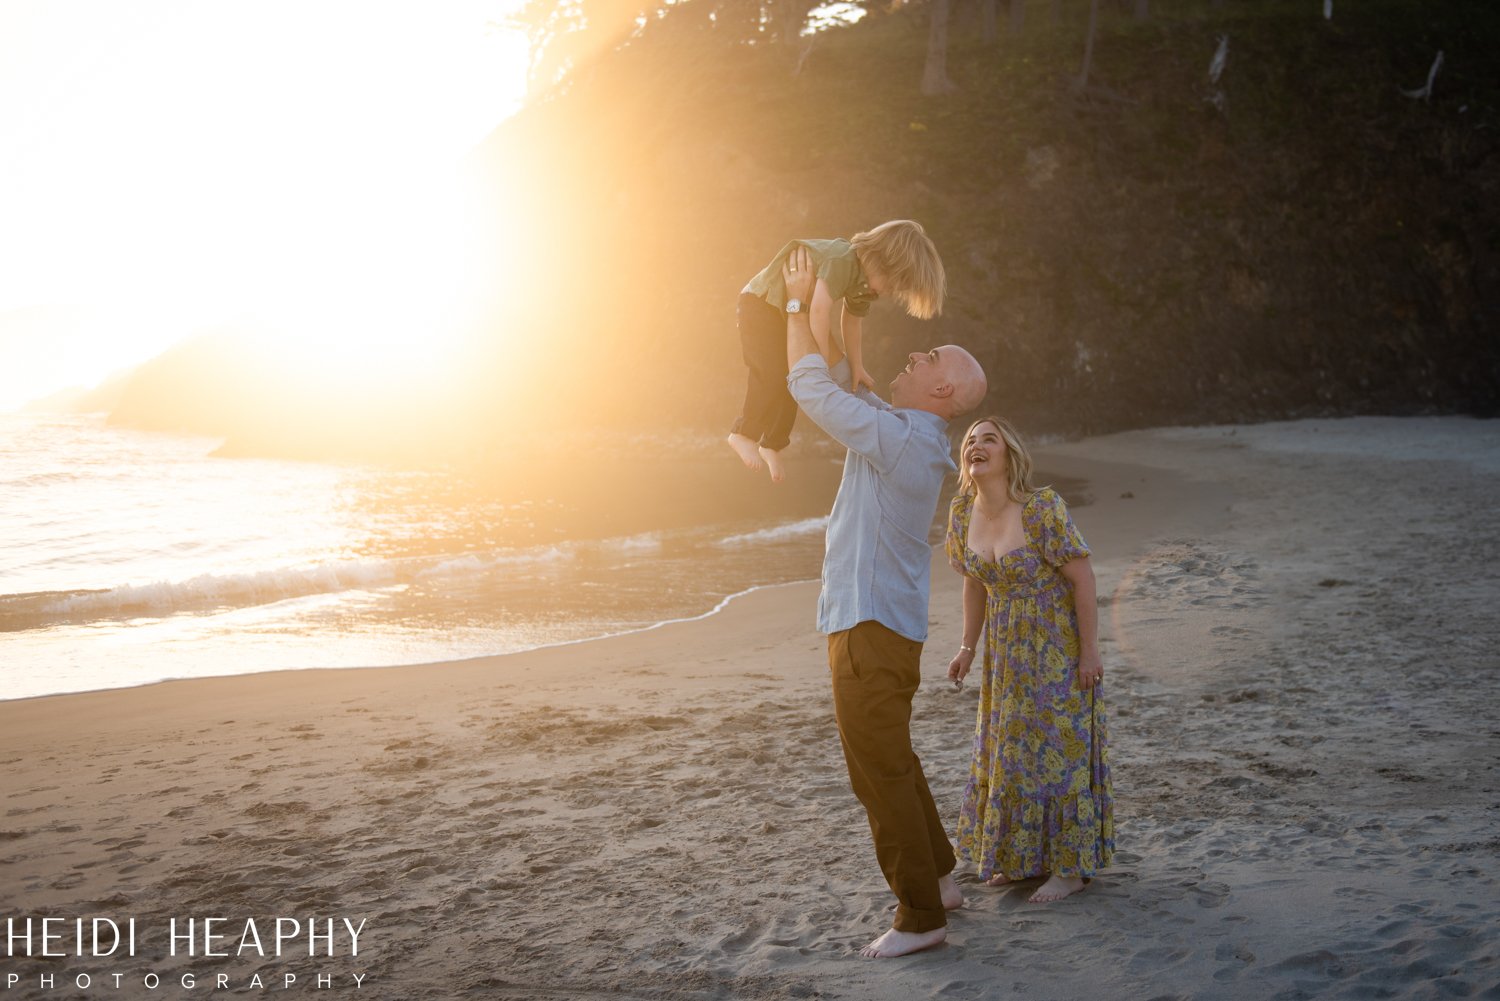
[727,219,946,483]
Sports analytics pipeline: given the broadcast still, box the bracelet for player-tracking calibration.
[960,644,975,654]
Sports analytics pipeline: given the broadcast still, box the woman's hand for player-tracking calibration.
[1076,649,1104,690]
[948,646,976,688]
[850,363,876,394]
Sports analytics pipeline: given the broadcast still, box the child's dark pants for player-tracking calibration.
[730,292,797,452]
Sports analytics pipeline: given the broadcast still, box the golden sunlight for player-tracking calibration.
[0,0,530,410]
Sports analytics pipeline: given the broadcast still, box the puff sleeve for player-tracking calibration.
[1037,488,1091,568]
[945,493,971,574]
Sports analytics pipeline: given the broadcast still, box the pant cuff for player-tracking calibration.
[893,904,947,934]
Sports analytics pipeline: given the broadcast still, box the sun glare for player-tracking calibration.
[247,167,488,387]
[0,1,531,410]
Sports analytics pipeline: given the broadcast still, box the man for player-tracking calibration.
[781,245,988,958]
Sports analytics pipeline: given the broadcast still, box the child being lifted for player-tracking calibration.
[726,219,947,483]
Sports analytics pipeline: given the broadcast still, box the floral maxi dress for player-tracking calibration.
[946,487,1114,881]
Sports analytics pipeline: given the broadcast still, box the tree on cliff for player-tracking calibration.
[512,0,823,98]
[922,0,958,94]
[472,0,1498,440]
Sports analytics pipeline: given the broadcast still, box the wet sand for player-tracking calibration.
[2,416,1497,1000]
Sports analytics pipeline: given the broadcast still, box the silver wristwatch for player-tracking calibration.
[785,298,804,314]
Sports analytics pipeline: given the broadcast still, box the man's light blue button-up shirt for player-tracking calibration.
[787,354,957,644]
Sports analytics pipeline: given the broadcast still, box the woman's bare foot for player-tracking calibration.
[984,873,1014,887]
[727,433,761,471]
[758,446,786,483]
[940,873,964,910]
[859,926,947,959]
[1027,875,1086,903]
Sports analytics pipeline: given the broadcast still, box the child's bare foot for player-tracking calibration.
[727,433,762,471]
[984,873,1015,887]
[758,446,786,483]
[940,873,964,910]
[1027,875,1086,903]
[859,926,946,959]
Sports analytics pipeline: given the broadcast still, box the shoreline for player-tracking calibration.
[2,415,1497,1000]
[0,411,851,701]
[0,579,817,709]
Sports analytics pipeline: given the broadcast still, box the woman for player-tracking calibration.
[945,416,1114,903]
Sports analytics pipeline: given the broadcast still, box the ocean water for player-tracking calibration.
[0,413,834,700]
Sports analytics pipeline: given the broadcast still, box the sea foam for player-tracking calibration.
[40,560,402,617]
[717,517,828,547]
[33,542,580,623]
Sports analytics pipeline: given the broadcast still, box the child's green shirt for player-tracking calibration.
[743,238,877,317]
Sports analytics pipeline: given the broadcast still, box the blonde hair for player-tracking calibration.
[957,415,1039,503]
[850,219,946,320]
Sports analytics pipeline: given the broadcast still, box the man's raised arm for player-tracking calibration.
[783,246,908,473]
[785,245,823,371]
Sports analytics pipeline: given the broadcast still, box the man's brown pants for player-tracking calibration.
[828,620,956,933]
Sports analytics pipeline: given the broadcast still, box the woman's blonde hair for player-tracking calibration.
[957,415,1038,503]
[850,219,946,320]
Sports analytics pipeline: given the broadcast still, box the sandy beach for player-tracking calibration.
[3,416,1498,1000]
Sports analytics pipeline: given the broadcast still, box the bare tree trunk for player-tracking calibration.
[772,0,817,44]
[1400,50,1445,102]
[792,35,815,75]
[1076,0,1099,90]
[981,0,998,42]
[922,0,958,94]
[1009,0,1025,34]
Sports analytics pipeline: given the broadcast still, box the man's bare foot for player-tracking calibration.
[859,926,946,959]
[727,433,761,471]
[984,873,1014,887]
[758,446,786,483]
[940,874,964,910]
[1028,875,1086,903]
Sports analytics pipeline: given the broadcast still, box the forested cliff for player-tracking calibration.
[109,0,1500,461]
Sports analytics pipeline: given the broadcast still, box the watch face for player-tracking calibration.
[786,299,802,313]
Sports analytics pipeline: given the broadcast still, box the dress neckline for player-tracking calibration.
[963,491,1039,565]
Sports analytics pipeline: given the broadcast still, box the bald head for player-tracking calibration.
[888,344,988,420]
[939,345,987,419]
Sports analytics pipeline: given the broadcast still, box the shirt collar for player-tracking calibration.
[902,408,950,436]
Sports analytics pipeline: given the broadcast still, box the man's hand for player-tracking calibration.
[783,246,823,372]
[851,363,877,395]
[783,245,816,301]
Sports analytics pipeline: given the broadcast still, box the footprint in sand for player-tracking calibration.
[98,837,146,851]
[1192,880,1231,908]
[1119,541,1265,608]
[241,800,311,819]
[1249,762,1319,781]
[1128,945,1191,973]
[1211,941,1256,981]
[1273,948,1353,979]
